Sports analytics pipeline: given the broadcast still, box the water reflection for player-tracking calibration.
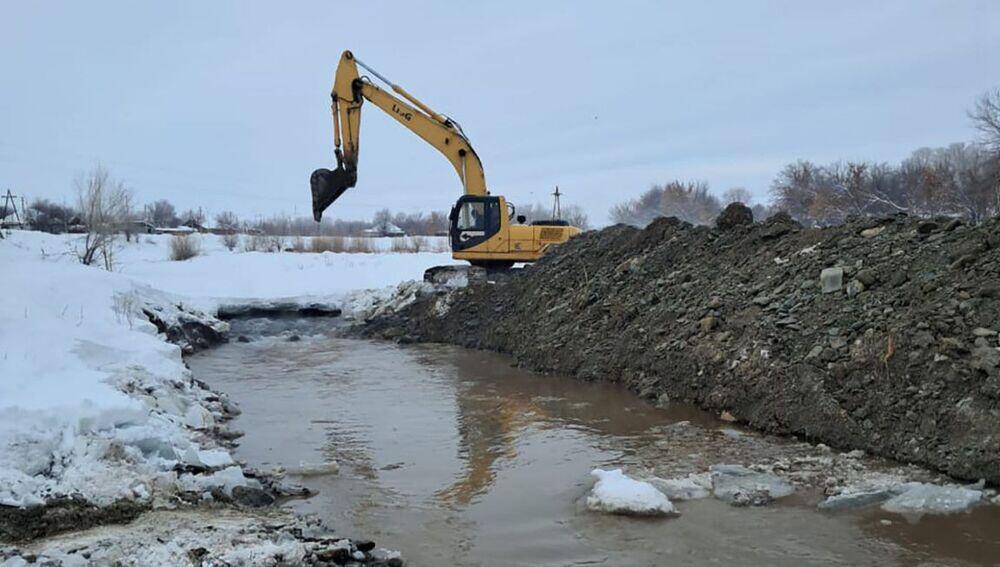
[417,346,714,508]
[189,332,1000,566]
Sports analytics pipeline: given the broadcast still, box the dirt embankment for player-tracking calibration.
[364,208,1000,484]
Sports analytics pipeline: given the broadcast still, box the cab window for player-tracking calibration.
[457,201,486,230]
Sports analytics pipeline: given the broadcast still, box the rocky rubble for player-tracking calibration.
[363,206,1000,484]
[1,510,403,566]
[140,298,229,355]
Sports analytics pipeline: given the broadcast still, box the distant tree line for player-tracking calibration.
[770,143,997,226]
[611,89,1000,227]
[251,209,450,237]
[23,197,456,237]
[610,181,776,226]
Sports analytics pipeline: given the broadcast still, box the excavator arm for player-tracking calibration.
[311,50,488,221]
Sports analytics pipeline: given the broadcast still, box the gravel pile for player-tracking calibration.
[364,206,1000,483]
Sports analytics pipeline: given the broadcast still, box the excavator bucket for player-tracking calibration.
[310,166,357,222]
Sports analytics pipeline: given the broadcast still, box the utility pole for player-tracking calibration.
[0,189,25,229]
[551,186,562,220]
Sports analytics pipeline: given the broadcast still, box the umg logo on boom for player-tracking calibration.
[391,103,413,121]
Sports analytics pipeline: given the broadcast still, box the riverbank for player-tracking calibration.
[0,230,452,563]
[192,318,1000,565]
[362,208,1000,484]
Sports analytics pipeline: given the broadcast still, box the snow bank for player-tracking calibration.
[115,234,454,312]
[0,230,452,512]
[1,234,200,507]
[586,469,676,516]
[6,231,455,310]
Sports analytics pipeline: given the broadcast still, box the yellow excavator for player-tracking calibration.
[310,50,580,268]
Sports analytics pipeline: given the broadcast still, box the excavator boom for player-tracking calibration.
[311,50,486,221]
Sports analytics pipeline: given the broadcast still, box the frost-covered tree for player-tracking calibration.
[610,181,720,227]
[76,165,132,270]
[149,199,179,228]
[971,89,1000,153]
[722,187,754,205]
[214,210,240,230]
[27,199,77,233]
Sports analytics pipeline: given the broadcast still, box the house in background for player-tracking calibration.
[128,219,155,234]
[153,226,197,235]
[362,222,406,237]
[0,211,23,230]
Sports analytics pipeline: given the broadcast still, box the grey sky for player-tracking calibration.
[2,1,998,225]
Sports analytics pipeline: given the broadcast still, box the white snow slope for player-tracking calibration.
[0,230,454,509]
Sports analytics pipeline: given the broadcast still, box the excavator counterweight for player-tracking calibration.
[311,50,581,265]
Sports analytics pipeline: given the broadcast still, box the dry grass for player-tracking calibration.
[268,235,286,251]
[346,237,376,253]
[169,234,201,261]
[222,232,240,251]
[390,237,417,253]
[243,234,276,252]
[307,236,375,253]
[426,237,450,253]
[238,234,450,254]
[311,236,345,253]
[389,236,448,253]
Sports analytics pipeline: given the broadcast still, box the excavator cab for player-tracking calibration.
[449,196,501,252]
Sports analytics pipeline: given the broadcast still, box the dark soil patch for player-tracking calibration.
[0,498,148,543]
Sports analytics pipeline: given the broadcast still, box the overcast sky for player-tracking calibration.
[2,1,998,225]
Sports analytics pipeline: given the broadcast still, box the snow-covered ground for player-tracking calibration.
[0,230,454,513]
[113,233,450,311]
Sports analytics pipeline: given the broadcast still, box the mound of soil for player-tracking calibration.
[364,212,1000,483]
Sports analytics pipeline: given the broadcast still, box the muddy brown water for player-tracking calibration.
[189,321,1000,566]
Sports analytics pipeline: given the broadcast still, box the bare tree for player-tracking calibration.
[610,185,664,226]
[561,204,590,229]
[751,203,776,221]
[179,208,206,229]
[149,199,179,228]
[770,143,998,225]
[372,208,394,234]
[970,89,1000,215]
[722,187,753,205]
[215,210,240,231]
[661,181,721,225]
[427,211,449,234]
[26,199,76,233]
[222,232,240,250]
[76,165,132,270]
[122,192,136,242]
[971,89,1000,153]
[770,161,821,224]
[610,181,720,227]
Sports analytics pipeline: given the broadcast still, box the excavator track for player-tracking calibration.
[423,264,521,286]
